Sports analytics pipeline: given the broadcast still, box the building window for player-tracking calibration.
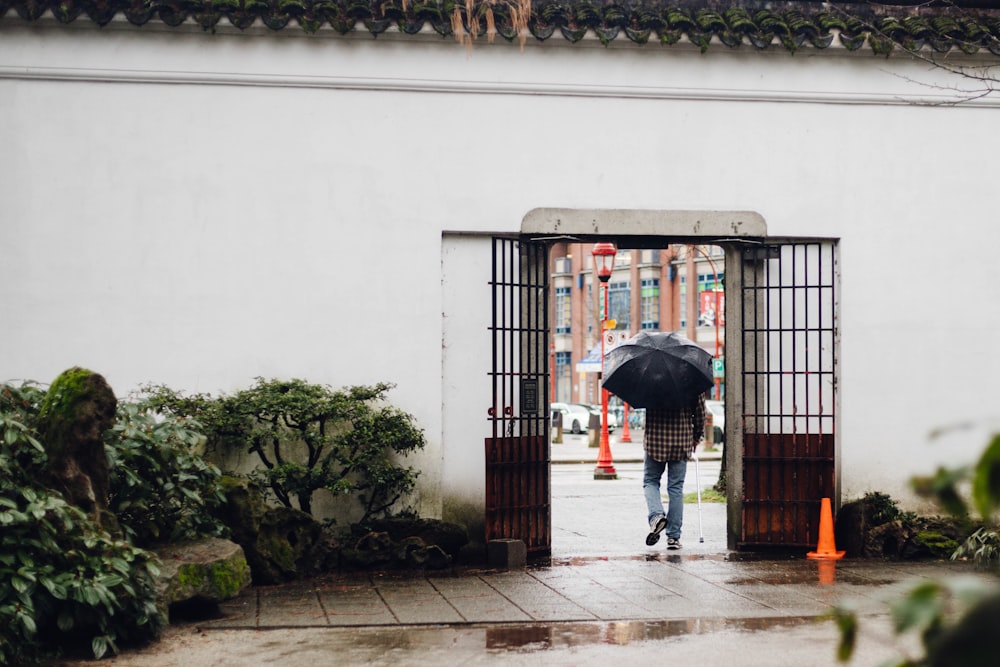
[698,272,724,291]
[679,272,725,329]
[587,282,594,335]
[679,275,687,329]
[608,281,630,330]
[640,278,659,330]
[555,351,571,403]
[555,286,571,334]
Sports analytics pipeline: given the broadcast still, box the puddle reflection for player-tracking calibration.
[538,552,730,569]
[484,616,820,653]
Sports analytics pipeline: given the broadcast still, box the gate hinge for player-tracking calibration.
[742,245,781,262]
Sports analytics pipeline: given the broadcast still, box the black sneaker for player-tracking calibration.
[646,515,667,546]
[666,537,682,550]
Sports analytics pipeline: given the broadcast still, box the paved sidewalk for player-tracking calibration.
[54,453,997,667]
[207,556,982,632]
[205,451,989,635]
[53,436,996,667]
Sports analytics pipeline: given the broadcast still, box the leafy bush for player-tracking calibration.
[1,379,230,663]
[0,389,166,664]
[953,527,1000,570]
[139,378,427,524]
[0,380,45,423]
[860,490,916,526]
[107,403,227,547]
[832,432,1000,665]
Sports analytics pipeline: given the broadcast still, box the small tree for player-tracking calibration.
[140,378,426,524]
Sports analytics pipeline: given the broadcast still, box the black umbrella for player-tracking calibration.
[601,331,713,409]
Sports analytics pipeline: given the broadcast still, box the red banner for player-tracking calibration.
[699,290,725,327]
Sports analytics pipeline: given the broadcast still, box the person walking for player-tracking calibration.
[643,392,707,549]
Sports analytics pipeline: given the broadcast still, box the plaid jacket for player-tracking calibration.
[643,395,707,462]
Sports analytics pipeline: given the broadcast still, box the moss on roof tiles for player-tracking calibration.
[3,0,1000,57]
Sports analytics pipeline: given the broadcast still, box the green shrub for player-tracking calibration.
[108,404,228,547]
[1,378,231,663]
[0,380,45,423]
[860,490,916,525]
[0,397,165,664]
[833,432,1000,664]
[953,527,1000,570]
[139,378,427,524]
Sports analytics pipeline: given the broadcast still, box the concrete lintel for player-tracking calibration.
[521,208,766,240]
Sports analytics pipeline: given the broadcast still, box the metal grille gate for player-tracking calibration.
[485,237,551,557]
[737,242,839,549]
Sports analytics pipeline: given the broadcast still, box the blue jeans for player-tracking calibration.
[643,453,688,540]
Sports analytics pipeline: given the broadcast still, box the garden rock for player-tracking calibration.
[252,506,324,583]
[37,367,117,526]
[834,499,866,558]
[153,537,251,619]
[838,496,966,559]
[217,478,328,584]
[363,517,469,558]
[343,530,453,570]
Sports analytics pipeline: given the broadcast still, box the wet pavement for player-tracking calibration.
[51,432,1000,665]
[210,554,981,631]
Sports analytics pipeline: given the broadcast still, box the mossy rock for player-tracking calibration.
[154,537,252,619]
[250,506,323,584]
[216,476,267,545]
[837,494,969,560]
[215,479,329,584]
[38,367,116,455]
[903,516,966,559]
[37,367,117,519]
[911,531,959,558]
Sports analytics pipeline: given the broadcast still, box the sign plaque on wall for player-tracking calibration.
[520,379,539,415]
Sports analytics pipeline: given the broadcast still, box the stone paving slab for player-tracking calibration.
[206,463,997,634]
[429,576,532,623]
[211,555,998,631]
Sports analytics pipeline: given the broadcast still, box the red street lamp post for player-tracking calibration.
[701,251,723,400]
[592,242,617,480]
[690,245,724,400]
[620,402,632,442]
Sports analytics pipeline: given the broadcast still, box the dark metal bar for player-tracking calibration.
[491,238,500,440]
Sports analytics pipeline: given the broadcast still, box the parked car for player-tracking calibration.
[705,399,725,445]
[551,402,593,434]
[575,403,617,432]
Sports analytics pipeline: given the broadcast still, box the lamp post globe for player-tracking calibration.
[592,242,616,283]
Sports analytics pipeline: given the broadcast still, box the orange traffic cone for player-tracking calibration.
[806,497,845,560]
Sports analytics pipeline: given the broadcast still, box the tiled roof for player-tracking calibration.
[3,0,1000,56]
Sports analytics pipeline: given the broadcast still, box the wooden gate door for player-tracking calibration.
[734,241,839,550]
[484,237,551,557]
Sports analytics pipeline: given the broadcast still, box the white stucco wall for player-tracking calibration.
[440,233,494,533]
[3,21,1000,520]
